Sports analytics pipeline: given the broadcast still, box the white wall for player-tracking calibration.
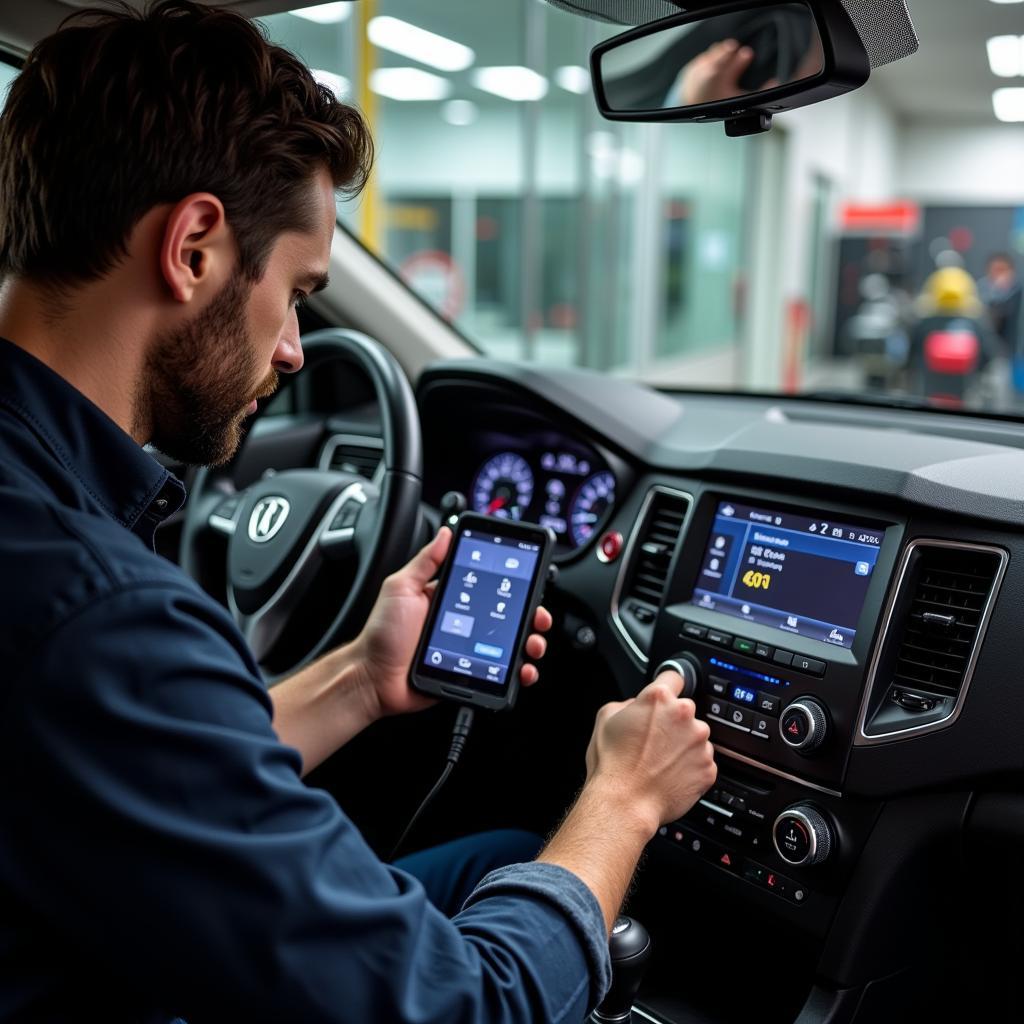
[741,81,900,390]
[897,121,1024,204]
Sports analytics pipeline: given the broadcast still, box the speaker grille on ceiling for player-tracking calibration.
[543,0,918,68]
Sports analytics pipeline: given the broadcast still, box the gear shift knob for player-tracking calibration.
[591,916,652,1023]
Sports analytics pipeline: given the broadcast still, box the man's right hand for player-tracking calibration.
[585,671,717,835]
[537,670,717,933]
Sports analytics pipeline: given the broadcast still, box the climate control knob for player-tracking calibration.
[779,698,829,753]
[773,805,835,867]
[653,654,700,700]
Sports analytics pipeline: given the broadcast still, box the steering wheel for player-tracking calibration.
[180,329,423,677]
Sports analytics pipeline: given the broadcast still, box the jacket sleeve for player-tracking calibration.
[1,581,610,1024]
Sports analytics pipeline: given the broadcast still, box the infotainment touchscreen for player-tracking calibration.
[690,500,886,649]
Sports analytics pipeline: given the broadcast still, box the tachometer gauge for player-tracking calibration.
[570,471,616,546]
[472,452,534,520]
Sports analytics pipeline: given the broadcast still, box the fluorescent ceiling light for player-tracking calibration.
[370,67,451,102]
[472,67,548,102]
[988,35,1024,77]
[290,3,352,24]
[990,1,1024,5]
[555,65,591,94]
[442,99,478,126]
[367,16,474,73]
[312,69,350,100]
[994,87,1024,120]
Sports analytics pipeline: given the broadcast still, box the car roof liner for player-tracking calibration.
[543,0,919,68]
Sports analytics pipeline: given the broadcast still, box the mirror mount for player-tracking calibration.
[725,112,773,137]
[590,0,871,135]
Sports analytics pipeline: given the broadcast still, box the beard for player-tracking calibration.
[141,273,279,467]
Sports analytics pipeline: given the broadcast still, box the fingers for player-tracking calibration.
[525,633,547,661]
[641,667,687,700]
[520,663,539,687]
[533,605,553,633]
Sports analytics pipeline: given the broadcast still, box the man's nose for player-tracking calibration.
[273,316,304,374]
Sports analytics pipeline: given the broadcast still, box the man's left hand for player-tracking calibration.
[351,527,553,721]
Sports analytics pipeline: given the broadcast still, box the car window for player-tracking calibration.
[263,2,750,380]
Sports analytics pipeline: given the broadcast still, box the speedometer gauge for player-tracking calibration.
[472,452,534,520]
[570,471,616,546]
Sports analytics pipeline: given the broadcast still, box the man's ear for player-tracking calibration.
[159,193,231,303]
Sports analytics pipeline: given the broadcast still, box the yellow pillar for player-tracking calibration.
[355,0,381,255]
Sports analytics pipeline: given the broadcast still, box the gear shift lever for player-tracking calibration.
[591,916,652,1023]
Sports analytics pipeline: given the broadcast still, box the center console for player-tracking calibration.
[645,491,905,921]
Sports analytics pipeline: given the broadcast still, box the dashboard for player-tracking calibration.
[417,358,1024,1022]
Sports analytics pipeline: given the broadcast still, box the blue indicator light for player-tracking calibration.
[709,656,788,688]
[731,686,757,704]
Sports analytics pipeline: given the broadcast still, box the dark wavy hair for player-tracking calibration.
[0,0,373,286]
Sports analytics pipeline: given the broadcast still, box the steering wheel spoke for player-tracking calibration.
[179,329,423,678]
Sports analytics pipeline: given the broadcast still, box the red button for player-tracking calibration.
[598,531,624,563]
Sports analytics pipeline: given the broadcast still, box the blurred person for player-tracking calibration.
[909,267,1001,407]
[978,252,1022,356]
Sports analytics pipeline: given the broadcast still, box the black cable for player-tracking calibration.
[388,706,475,862]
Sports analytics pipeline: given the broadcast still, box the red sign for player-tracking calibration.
[839,201,921,235]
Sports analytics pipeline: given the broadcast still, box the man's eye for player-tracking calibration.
[292,291,309,309]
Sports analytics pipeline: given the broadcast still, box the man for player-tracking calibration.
[0,3,716,1022]
[978,252,1022,357]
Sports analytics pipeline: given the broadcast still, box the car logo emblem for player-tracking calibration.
[248,496,290,543]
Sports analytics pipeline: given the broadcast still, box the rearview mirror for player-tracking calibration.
[590,0,870,136]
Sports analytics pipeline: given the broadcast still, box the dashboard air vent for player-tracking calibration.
[889,545,1002,700]
[326,437,383,480]
[626,494,688,606]
[614,488,691,661]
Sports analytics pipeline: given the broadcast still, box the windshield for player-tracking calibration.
[266,2,1024,416]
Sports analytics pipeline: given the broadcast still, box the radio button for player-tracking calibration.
[732,637,756,655]
[708,698,727,720]
[708,676,730,696]
[793,655,826,677]
[707,629,734,648]
[751,715,772,740]
[754,642,773,660]
[756,691,781,715]
[727,705,753,730]
[681,622,707,640]
[773,649,794,667]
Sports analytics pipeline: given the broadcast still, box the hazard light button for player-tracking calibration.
[781,709,809,745]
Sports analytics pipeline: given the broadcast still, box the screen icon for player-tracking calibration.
[460,592,471,604]
[855,561,871,576]
[786,616,799,628]
[831,528,843,538]
[497,601,506,613]
[722,505,735,517]
[462,572,477,586]
[499,578,512,595]
[505,557,520,570]
[715,536,726,550]
[809,524,818,533]
[488,665,500,676]
[471,549,482,562]
[430,651,443,665]
[441,612,474,638]
[458,657,472,669]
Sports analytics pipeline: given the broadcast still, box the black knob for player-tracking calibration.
[592,916,652,1023]
[652,654,700,699]
[772,804,835,866]
[439,491,467,524]
[779,698,828,753]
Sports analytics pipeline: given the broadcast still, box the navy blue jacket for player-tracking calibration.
[0,338,610,1023]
